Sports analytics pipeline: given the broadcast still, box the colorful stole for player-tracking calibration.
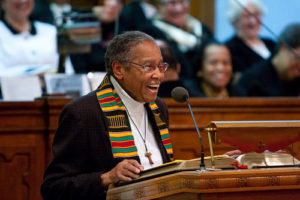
[96,75,173,160]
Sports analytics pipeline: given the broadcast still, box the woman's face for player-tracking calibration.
[277,46,300,81]
[234,4,262,40]
[159,0,190,28]
[2,0,34,21]
[202,44,232,89]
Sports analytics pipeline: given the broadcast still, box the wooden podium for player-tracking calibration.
[107,120,300,200]
[107,168,300,200]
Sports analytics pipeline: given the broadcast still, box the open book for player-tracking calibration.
[116,153,300,186]
[116,155,237,186]
[236,152,300,169]
[139,155,237,180]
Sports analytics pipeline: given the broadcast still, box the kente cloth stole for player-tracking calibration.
[96,75,173,160]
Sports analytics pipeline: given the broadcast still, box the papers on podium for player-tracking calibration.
[44,73,91,97]
[1,76,42,101]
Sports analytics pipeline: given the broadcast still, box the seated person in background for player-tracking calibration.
[70,0,124,73]
[30,0,72,26]
[156,40,186,98]
[191,41,233,98]
[0,0,59,77]
[225,0,275,80]
[119,0,158,33]
[234,23,300,97]
[140,0,214,83]
[41,31,173,200]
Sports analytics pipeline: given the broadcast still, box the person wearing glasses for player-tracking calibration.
[41,31,173,200]
[234,23,300,97]
[225,0,275,81]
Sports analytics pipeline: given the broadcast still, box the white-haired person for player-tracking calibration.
[234,23,300,97]
[225,0,275,80]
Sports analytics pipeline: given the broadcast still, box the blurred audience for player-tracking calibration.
[156,40,186,97]
[69,0,124,73]
[0,0,59,77]
[30,0,72,26]
[191,41,233,98]
[119,0,158,33]
[140,0,214,83]
[225,0,275,80]
[234,23,300,97]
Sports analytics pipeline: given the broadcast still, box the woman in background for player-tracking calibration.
[225,0,275,81]
[192,41,233,98]
[0,0,58,76]
[141,0,214,85]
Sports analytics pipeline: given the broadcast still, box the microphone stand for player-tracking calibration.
[185,97,206,171]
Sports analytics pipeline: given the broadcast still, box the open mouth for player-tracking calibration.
[147,84,159,92]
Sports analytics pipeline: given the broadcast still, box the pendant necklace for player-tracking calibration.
[124,106,154,165]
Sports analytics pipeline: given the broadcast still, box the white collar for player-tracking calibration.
[110,76,145,125]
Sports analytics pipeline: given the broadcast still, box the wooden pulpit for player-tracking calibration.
[107,168,300,200]
[107,120,300,200]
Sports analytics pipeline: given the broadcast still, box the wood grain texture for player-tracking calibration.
[107,168,300,200]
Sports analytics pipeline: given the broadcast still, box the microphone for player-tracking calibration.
[171,87,205,171]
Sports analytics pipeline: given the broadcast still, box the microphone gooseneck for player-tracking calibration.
[171,87,205,171]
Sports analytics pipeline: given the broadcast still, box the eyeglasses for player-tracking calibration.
[127,61,169,73]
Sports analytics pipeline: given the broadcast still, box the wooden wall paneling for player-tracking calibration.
[0,101,47,200]
[190,0,215,33]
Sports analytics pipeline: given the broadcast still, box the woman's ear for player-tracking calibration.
[112,61,124,80]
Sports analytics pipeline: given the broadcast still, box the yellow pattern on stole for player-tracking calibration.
[154,113,165,126]
[107,114,128,129]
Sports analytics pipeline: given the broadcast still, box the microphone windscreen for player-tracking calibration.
[171,87,189,103]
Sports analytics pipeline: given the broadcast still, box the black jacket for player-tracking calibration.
[41,91,171,200]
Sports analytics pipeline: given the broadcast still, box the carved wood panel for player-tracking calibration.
[0,147,34,200]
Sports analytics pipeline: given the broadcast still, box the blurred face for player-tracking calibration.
[2,0,34,21]
[103,0,122,23]
[234,4,262,40]
[277,46,300,81]
[93,0,123,23]
[202,45,232,89]
[159,0,190,28]
[116,41,165,103]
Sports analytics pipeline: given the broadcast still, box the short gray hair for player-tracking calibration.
[104,31,156,75]
[226,0,266,24]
